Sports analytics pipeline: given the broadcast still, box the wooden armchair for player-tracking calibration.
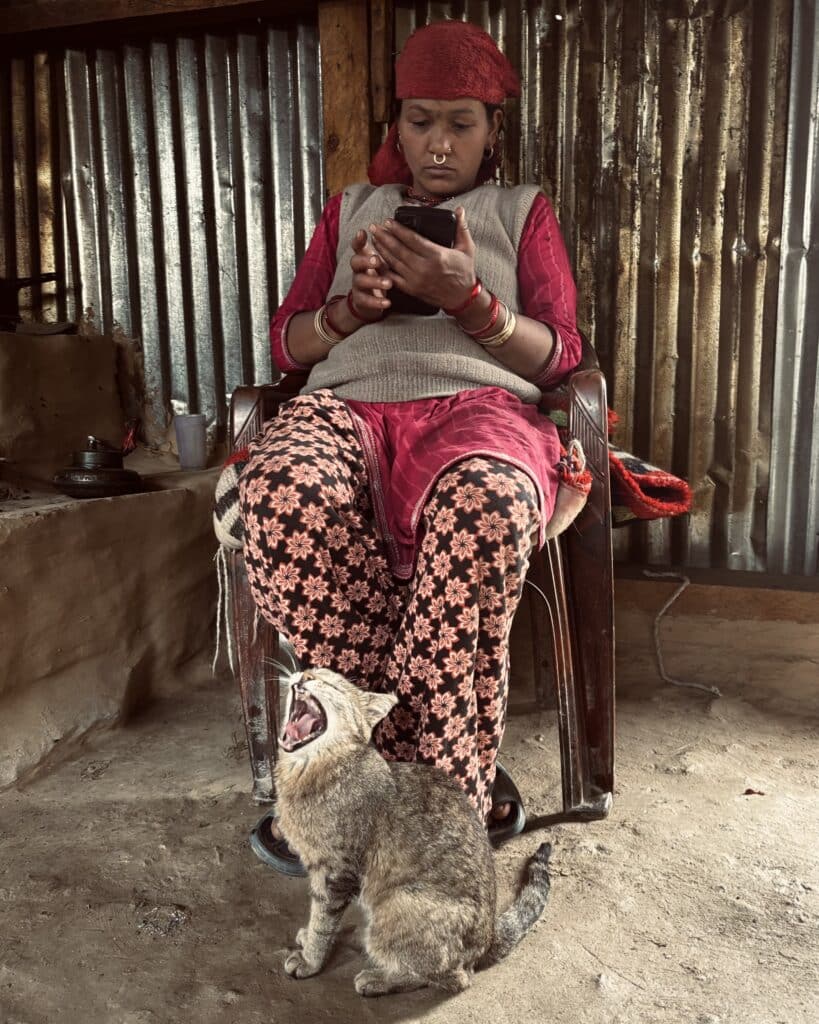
[226,342,614,832]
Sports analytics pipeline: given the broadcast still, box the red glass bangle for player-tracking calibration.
[443,278,483,316]
[346,291,369,323]
[324,296,350,338]
[347,290,385,323]
[463,293,501,338]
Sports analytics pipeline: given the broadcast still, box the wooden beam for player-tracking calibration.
[368,0,393,125]
[318,0,371,196]
[0,0,309,36]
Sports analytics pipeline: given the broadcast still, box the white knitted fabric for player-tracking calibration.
[213,461,244,550]
[302,182,543,404]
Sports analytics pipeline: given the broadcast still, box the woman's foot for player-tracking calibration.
[488,764,526,847]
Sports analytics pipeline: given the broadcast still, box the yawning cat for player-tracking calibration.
[274,667,552,996]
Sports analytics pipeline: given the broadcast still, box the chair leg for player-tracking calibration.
[227,550,280,804]
[564,525,615,806]
[525,538,612,828]
[565,367,615,806]
[527,566,554,712]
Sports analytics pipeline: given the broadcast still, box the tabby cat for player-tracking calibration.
[274,667,552,996]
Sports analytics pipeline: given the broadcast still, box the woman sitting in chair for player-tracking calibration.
[238,20,583,875]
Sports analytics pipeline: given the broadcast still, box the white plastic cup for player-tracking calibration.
[174,413,208,470]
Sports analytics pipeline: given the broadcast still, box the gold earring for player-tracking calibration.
[396,135,403,153]
[483,144,495,160]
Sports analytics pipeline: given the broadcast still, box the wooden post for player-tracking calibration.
[369,0,393,125]
[318,0,372,196]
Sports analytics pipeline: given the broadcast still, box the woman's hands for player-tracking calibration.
[348,228,392,320]
[337,206,476,332]
[285,204,556,377]
[368,206,477,312]
[322,228,392,337]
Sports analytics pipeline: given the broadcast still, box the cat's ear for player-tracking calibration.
[362,690,399,731]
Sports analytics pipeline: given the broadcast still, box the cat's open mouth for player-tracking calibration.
[280,687,327,752]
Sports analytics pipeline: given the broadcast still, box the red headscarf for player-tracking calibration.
[367,21,521,188]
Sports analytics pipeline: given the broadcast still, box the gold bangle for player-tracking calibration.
[474,302,510,345]
[476,305,517,349]
[314,305,344,347]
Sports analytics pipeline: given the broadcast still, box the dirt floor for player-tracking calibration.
[1,656,817,1024]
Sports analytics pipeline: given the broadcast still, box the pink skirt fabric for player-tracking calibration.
[345,386,561,579]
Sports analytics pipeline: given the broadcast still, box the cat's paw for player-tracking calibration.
[284,950,322,979]
[355,969,392,997]
[295,927,309,949]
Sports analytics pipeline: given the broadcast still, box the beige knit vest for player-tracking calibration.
[301,182,543,404]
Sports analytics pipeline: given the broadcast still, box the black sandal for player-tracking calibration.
[249,811,307,877]
[488,762,526,847]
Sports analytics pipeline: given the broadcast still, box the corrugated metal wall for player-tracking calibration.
[0,17,324,437]
[767,0,819,577]
[397,0,799,574]
[2,2,815,576]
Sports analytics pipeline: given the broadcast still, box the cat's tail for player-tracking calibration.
[478,841,552,967]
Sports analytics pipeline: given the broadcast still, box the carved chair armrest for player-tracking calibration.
[229,375,308,453]
[568,367,611,533]
[559,331,609,531]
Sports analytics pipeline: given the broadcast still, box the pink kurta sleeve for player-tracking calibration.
[270,192,343,374]
[516,193,583,390]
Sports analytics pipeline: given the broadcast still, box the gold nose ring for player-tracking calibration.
[433,153,447,165]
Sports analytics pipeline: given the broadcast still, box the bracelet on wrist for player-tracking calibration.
[323,295,350,338]
[475,305,517,349]
[443,278,483,316]
[346,291,370,323]
[347,290,386,324]
[461,292,501,338]
[314,304,345,347]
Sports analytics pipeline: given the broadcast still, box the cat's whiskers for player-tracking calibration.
[262,657,298,682]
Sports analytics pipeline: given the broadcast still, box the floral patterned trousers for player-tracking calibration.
[239,391,540,820]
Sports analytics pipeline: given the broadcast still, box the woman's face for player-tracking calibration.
[397,98,502,196]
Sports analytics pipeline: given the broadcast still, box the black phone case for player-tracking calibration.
[389,206,457,316]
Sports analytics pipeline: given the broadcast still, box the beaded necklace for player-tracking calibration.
[405,185,461,207]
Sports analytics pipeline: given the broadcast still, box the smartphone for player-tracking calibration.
[388,206,457,316]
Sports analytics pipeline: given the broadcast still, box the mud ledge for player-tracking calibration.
[0,468,221,788]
